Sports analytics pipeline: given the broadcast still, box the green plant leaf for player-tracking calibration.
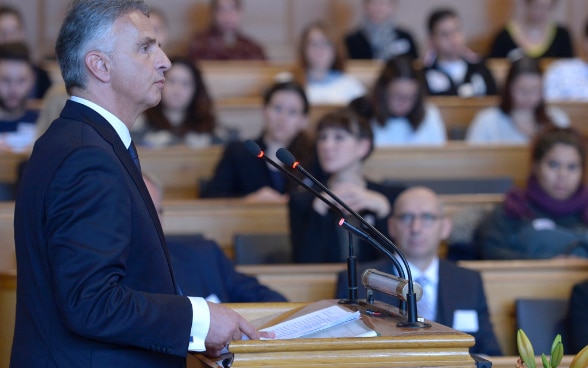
[542,353,549,368]
[550,341,563,368]
[570,344,588,368]
[518,329,536,368]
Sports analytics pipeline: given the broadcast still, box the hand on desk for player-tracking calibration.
[205,302,274,356]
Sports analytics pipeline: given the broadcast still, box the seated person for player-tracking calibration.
[466,56,569,144]
[188,0,266,61]
[336,186,502,356]
[488,0,574,59]
[0,42,38,152]
[143,173,287,303]
[201,81,313,201]
[297,21,365,105]
[567,279,588,354]
[367,56,446,146]
[474,127,588,260]
[137,58,220,148]
[544,18,588,102]
[289,107,403,263]
[423,8,496,97]
[345,0,418,61]
[0,5,51,98]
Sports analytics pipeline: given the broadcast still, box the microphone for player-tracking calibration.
[277,147,428,328]
[243,140,359,304]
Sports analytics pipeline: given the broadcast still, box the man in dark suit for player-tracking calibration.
[143,174,287,303]
[10,1,260,367]
[567,279,588,354]
[336,187,501,356]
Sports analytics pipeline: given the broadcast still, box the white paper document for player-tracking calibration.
[260,305,376,340]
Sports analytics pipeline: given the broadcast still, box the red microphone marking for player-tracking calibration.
[257,151,264,158]
[292,161,300,169]
[338,218,345,226]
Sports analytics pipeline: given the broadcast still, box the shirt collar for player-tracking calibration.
[403,257,439,286]
[69,96,132,149]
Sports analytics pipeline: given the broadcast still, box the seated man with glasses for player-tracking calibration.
[336,186,501,356]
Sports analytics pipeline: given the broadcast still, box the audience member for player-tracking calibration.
[149,7,170,51]
[423,8,496,97]
[567,279,588,354]
[474,127,588,260]
[188,0,266,61]
[138,58,219,148]
[368,56,446,146]
[297,21,366,105]
[0,42,37,152]
[345,0,418,61]
[11,1,262,366]
[201,81,313,200]
[544,18,588,102]
[466,56,569,144]
[143,173,287,303]
[335,186,502,356]
[0,5,52,98]
[289,107,403,263]
[488,0,574,59]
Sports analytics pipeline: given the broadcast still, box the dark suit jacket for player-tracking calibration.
[289,181,404,263]
[200,138,282,198]
[345,28,418,60]
[567,279,588,354]
[167,235,287,303]
[11,100,193,368]
[336,258,502,356]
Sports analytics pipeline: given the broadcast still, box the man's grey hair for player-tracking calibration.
[55,0,149,94]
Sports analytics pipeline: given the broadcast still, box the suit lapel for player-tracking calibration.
[436,260,453,326]
[60,101,181,294]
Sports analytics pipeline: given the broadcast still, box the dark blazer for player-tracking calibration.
[567,279,588,354]
[345,28,418,60]
[11,100,193,368]
[488,25,574,59]
[167,235,287,303]
[200,138,283,198]
[336,258,502,356]
[423,57,497,97]
[289,181,403,263]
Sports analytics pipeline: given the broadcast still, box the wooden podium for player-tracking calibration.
[189,299,477,367]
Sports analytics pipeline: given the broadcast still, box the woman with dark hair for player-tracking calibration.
[466,57,569,144]
[289,107,403,263]
[474,127,588,259]
[297,21,365,104]
[140,58,218,147]
[201,81,313,200]
[488,0,574,59]
[369,56,446,146]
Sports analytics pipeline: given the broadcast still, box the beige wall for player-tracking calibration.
[4,0,588,62]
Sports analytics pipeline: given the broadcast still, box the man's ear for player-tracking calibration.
[440,216,452,241]
[85,51,111,83]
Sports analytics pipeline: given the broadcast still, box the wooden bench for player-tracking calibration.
[134,144,530,199]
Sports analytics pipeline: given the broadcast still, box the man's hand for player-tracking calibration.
[204,303,260,357]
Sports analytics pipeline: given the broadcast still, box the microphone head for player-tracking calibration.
[276,148,297,167]
[244,140,264,158]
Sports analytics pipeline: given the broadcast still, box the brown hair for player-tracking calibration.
[296,21,346,84]
[531,127,587,172]
[499,57,552,128]
[316,107,374,161]
[371,56,426,129]
[144,58,216,135]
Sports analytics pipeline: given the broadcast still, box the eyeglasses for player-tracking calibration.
[394,213,442,227]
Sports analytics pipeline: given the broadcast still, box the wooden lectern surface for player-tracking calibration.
[191,300,476,367]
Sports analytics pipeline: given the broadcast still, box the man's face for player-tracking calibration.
[107,10,170,117]
[430,16,465,60]
[388,188,451,265]
[0,59,33,112]
[214,0,241,33]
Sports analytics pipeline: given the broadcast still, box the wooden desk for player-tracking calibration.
[459,259,588,356]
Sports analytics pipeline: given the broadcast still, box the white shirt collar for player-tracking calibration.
[401,257,439,286]
[69,96,132,149]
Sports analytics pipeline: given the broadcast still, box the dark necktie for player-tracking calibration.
[128,141,141,171]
